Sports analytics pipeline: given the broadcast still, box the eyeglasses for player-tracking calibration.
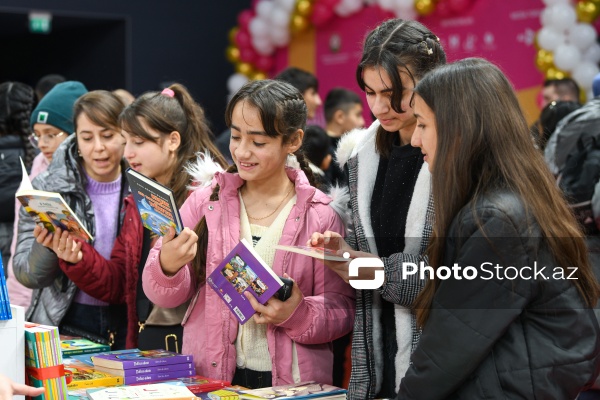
[28,131,65,148]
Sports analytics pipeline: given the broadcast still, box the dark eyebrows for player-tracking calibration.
[363,83,392,94]
[230,123,267,136]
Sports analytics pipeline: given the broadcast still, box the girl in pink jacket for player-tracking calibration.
[142,79,355,389]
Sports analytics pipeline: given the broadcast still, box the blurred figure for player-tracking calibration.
[34,74,66,102]
[0,82,37,272]
[302,125,333,189]
[112,89,135,106]
[537,100,581,150]
[275,67,322,120]
[324,88,365,186]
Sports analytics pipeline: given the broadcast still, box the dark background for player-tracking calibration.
[0,1,252,134]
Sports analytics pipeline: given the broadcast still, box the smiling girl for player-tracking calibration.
[142,79,355,388]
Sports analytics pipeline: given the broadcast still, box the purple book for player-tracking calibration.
[206,238,284,325]
[123,368,196,385]
[91,349,193,370]
[94,361,195,377]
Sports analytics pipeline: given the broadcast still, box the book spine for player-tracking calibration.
[123,368,195,385]
[120,354,194,369]
[99,362,195,376]
[63,346,110,357]
[67,375,123,389]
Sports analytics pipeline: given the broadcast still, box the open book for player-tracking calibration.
[207,239,284,324]
[126,168,183,236]
[274,245,350,262]
[15,158,93,242]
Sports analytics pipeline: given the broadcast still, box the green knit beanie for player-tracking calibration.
[30,81,88,134]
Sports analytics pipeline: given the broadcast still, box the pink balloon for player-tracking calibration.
[447,0,473,14]
[237,10,255,30]
[239,45,258,64]
[255,55,274,72]
[321,0,341,7]
[235,29,252,48]
[311,3,335,27]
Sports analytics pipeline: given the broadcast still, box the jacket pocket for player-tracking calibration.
[473,352,506,400]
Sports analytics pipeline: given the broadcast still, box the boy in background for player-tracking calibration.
[302,125,332,190]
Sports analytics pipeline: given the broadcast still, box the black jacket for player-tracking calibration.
[0,134,25,222]
[399,190,600,399]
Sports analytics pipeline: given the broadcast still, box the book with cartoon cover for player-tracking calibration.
[206,239,284,325]
[15,158,93,242]
[126,167,183,236]
[208,381,347,399]
[86,383,197,400]
[91,349,193,370]
[60,336,111,357]
[63,358,123,389]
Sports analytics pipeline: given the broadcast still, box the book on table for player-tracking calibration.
[63,358,123,389]
[208,381,347,400]
[86,383,197,400]
[15,157,93,242]
[125,167,183,236]
[206,238,284,325]
[60,335,111,357]
[91,349,193,370]
[69,348,140,366]
[273,244,350,262]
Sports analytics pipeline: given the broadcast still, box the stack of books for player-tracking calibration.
[91,349,195,385]
[24,322,69,399]
[63,358,123,390]
[0,256,12,320]
[60,336,110,358]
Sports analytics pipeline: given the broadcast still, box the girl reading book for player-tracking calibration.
[38,84,228,352]
[142,79,355,389]
[13,90,129,348]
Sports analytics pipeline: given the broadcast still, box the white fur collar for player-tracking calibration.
[185,152,225,190]
[335,120,381,170]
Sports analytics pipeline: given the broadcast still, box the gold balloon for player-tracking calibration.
[546,67,569,80]
[296,0,313,17]
[225,45,241,63]
[236,62,254,77]
[251,71,267,81]
[228,27,239,44]
[290,14,309,34]
[576,1,598,24]
[535,49,554,73]
[415,0,436,16]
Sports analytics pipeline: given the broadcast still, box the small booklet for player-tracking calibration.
[208,381,347,399]
[125,168,184,236]
[207,239,284,325]
[15,158,93,242]
[274,244,350,262]
[87,383,197,400]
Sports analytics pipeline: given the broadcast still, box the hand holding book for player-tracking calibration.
[158,227,199,276]
[34,225,83,263]
[243,272,302,325]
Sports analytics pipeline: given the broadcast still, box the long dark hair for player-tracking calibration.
[0,81,37,168]
[191,79,316,284]
[120,83,228,208]
[356,18,445,158]
[413,58,600,327]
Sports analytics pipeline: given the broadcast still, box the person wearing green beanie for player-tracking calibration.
[29,81,87,162]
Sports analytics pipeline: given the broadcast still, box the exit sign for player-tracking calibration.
[29,12,52,34]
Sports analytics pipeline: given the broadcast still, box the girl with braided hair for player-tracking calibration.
[309,18,446,399]
[142,79,355,389]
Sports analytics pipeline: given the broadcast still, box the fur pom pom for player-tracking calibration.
[185,152,225,190]
[285,153,301,169]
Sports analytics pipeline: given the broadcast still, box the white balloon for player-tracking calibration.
[227,73,249,94]
[252,36,275,56]
[537,27,565,51]
[335,0,362,16]
[274,0,296,13]
[542,0,569,5]
[270,6,290,28]
[377,0,396,11]
[269,25,290,46]
[553,43,582,71]
[256,0,274,20]
[573,62,600,89]
[540,7,553,27]
[395,0,414,9]
[583,43,600,63]
[249,16,270,40]
[568,23,598,50]
[549,3,577,31]
[395,5,417,20]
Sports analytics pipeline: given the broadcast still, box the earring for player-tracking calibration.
[77,149,82,157]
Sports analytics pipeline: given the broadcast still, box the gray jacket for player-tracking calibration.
[13,134,127,325]
[336,121,433,399]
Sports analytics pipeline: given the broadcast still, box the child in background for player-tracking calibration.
[13,90,128,348]
[7,81,87,308]
[301,125,333,190]
[142,79,354,388]
[46,84,227,351]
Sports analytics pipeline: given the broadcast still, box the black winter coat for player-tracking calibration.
[399,190,600,399]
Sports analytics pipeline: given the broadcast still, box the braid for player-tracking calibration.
[190,163,239,283]
[294,151,316,187]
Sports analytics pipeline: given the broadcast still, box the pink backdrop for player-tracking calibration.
[274,0,545,127]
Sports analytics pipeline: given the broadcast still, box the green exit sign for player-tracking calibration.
[29,12,52,34]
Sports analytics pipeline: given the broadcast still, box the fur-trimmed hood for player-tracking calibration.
[335,120,380,170]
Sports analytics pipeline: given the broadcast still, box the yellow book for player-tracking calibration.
[63,359,123,389]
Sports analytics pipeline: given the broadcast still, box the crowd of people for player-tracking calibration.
[1,16,600,399]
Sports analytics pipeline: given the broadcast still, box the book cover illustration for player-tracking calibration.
[94,361,194,376]
[159,375,231,394]
[207,239,283,325]
[86,383,197,400]
[70,348,140,366]
[16,158,93,242]
[126,168,183,236]
[236,381,347,399]
[63,358,123,389]
[60,336,111,357]
[273,245,350,262]
[91,349,193,370]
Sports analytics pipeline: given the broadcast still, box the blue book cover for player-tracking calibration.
[206,238,283,325]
